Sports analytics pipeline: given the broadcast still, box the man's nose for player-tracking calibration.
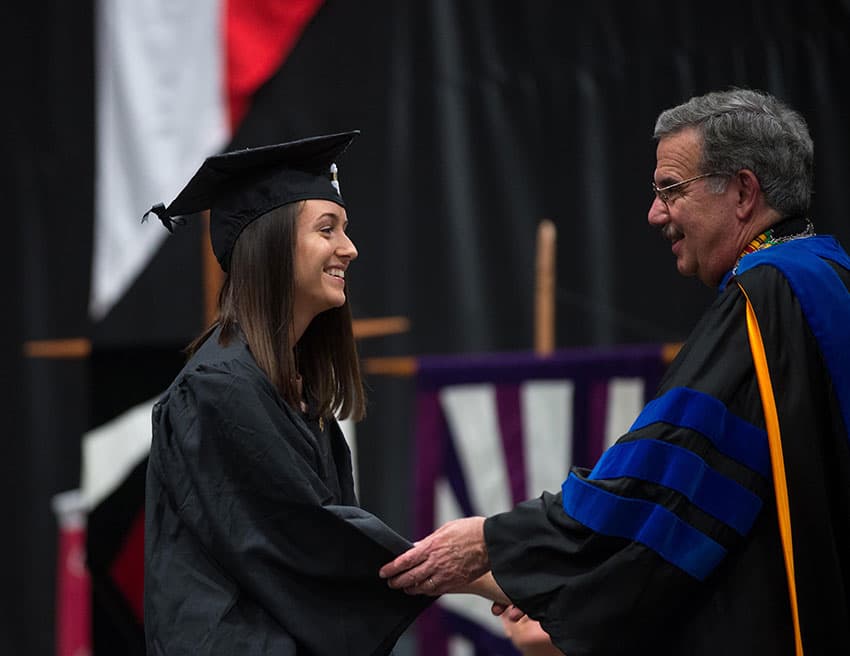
[647,196,668,226]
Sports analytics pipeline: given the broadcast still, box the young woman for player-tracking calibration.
[142,132,436,654]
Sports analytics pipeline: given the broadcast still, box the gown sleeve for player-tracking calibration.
[484,276,784,654]
[146,358,431,655]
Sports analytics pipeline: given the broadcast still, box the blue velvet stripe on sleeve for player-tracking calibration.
[561,473,725,580]
[560,386,770,580]
[589,439,762,535]
[630,387,770,479]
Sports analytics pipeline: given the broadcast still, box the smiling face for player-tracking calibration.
[292,198,358,338]
[647,128,743,287]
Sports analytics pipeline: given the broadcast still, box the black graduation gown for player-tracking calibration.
[144,329,431,655]
[485,236,850,655]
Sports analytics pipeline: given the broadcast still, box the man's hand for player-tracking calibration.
[379,516,489,595]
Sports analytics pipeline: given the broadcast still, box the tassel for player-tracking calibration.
[142,203,185,233]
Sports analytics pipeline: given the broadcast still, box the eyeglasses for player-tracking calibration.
[651,172,724,205]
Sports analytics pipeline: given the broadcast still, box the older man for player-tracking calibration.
[380,89,850,654]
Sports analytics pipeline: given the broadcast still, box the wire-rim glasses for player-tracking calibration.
[651,172,725,205]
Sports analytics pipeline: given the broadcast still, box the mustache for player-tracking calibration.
[661,224,684,242]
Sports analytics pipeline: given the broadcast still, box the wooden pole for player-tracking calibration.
[361,356,417,376]
[22,338,91,359]
[534,219,557,356]
[355,317,415,375]
[352,316,410,339]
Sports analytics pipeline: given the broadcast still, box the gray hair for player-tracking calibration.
[654,88,813,218]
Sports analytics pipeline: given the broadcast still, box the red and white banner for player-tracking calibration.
[90,0,323,320]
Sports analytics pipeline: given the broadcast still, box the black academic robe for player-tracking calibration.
[144,329,431,655]
[485,236,850,655]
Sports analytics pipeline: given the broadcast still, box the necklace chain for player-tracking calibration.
[733,218,815,276]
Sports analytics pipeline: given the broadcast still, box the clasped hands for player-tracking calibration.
[378,515,525,621]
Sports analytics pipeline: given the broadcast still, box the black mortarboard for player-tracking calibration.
[144,130,359,272]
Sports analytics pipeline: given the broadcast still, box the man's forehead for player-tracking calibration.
[655,128,702,174]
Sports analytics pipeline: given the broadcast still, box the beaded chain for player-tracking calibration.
[732,218,815,276]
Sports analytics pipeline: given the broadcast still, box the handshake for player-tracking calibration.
[378,515,524,621]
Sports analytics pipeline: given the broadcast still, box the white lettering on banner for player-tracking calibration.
[448,635,475,656]
[434,478,506,633]
[522,379,574,497]
[434,380,577,634]
[605,377,645,451]
[438,384,513,518]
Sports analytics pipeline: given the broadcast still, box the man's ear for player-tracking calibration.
[735,169,761,221]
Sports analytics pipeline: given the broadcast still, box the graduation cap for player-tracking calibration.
[144,130,359,272]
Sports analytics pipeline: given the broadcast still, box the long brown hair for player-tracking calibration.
[188,201,366,421]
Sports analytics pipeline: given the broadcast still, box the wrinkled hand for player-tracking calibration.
[379,516,489,595]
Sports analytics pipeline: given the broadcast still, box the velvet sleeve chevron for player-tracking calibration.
[563,386,769,581]
[484,265,798,655]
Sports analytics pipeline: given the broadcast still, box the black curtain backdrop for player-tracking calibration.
[3,2,94,655]
[5,1,850,653]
